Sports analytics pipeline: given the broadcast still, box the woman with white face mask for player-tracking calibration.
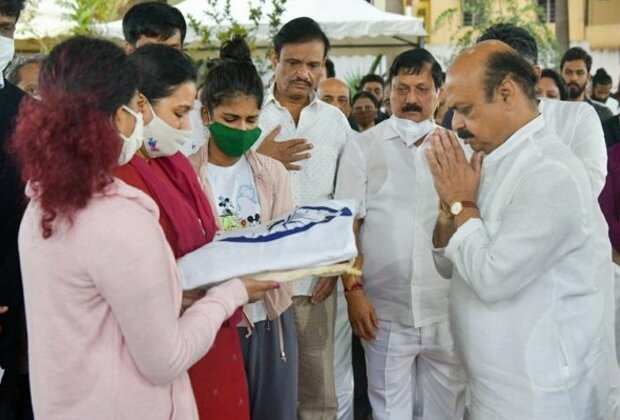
[12,36,276,420]
[115,44,276,420]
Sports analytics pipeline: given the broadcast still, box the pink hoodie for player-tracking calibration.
[18,179,248,420]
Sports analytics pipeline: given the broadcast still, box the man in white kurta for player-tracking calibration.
[335,48,466,420]
[429,41,615,419]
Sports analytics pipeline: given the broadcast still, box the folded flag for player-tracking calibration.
[179,199,360,289]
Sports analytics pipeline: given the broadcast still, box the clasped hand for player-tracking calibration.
[425,129,483,206]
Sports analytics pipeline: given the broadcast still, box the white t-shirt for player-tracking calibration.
[206,156,266,322]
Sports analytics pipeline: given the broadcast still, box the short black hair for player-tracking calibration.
[129,44,196,103]
[122,2,187,46]
[0,0,25,19]
[540,68,569,100]
[389,48,443,90]
[273,17,330,58]
[477,23,538,65]
[483,50,538,102]
[358,74,384,91]
[325,58,336,78]
[592,68,612,88]
[560,47,592,72]
[5,54,45,84]
[201,35,263,114]
[351,91,380,109]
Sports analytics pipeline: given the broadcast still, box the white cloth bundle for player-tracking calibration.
[179,199,359,289]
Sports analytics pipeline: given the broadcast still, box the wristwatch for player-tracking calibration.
[450,200,478,216]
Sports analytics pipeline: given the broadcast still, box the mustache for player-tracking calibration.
[456,129,475,139]
[401,103,423,113]
[292,78,311,87]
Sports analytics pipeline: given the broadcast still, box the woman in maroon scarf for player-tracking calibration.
[114,44,256,420]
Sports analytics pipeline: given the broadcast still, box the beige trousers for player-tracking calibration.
[293,293,338,420]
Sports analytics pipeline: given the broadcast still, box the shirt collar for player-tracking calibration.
[483,113,545,164]
[265,82,319,108]
[0,74,4,90]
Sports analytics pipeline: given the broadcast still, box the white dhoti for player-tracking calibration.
[362,319,465,420]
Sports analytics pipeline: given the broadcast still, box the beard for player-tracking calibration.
[567,81,586,100]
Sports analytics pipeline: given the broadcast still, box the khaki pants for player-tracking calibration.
[293,293,338,420]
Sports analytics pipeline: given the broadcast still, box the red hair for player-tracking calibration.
[9,36,137,238]
[11,98,121,238]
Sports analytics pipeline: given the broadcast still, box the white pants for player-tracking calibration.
[363,319,466,420]
[334,285,354,420]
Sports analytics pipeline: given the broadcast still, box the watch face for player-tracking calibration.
[450,201,463,216]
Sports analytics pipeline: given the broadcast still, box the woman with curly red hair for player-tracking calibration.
[11,36,276,420]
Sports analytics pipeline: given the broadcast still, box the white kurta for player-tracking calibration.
[538,98,607,195]
[335,117,450,327]
[444,115,615,419]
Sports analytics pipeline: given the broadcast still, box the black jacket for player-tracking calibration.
[0,80,28,373]
[603,114,620,148]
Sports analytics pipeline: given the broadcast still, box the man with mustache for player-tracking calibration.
[256,17,354,419]
[335,48,466,420]
[561,47,613,124]
[429,40,615,419]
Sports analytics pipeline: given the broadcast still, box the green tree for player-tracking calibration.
[185,0,286,78]
[60,0,131,36]
[433,0,559,67]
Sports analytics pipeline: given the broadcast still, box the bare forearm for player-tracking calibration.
[433,215,456,248]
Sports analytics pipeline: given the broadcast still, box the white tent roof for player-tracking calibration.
[99,0,426,56]
[15,0,76,41]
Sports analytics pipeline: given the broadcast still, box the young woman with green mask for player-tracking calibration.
[190,35,298,420]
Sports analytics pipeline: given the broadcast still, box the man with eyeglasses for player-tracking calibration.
[334,48,466,420]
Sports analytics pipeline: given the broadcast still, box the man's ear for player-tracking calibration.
[532,64,542,80]
[270,51,278,69]
[497,78,517,109]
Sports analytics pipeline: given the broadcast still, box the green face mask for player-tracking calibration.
[209,122,262,158]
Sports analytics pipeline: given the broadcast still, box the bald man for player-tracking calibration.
[318,78,351,117]
[429,41,614,418]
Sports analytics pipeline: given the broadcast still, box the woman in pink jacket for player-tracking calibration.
[189,35,298,420]
[11,36,277,420]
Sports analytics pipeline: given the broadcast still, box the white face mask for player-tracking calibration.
[390,115,435,146]
[118,105,144,165]
[0,35,15,73]
[181,99,210,156]
[143,102,193,158]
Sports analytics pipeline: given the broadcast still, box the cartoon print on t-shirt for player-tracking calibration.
[217,195,261,231]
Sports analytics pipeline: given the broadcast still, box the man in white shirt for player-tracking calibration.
[255,17,352,419]
[477,23,607,195]
[335,48,466,420]
[429,40,615,419]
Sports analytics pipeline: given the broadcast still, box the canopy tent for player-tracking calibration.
[14,0,77,50]
[99,0,427,56]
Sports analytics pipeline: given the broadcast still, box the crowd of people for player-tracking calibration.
[2,0,620,419]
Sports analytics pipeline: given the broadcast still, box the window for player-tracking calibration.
[538,0,556,23]
[463,11,476,26]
